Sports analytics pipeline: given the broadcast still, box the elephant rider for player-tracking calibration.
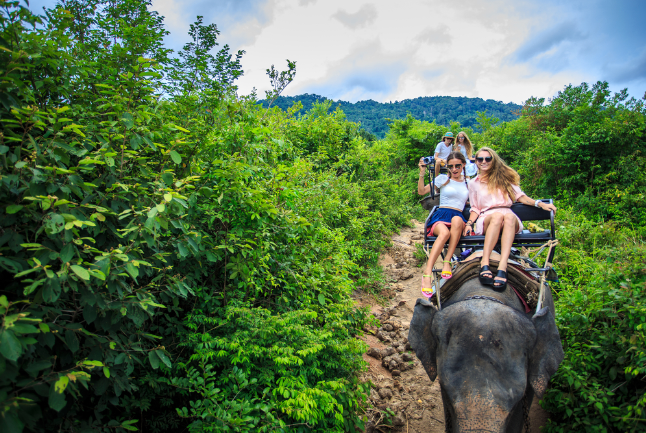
[433,131,454,177]
[418,152,469,297]
[465,147,557,290]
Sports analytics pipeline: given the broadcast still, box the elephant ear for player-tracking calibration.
[408,298,438,381]
[528,307,564,399]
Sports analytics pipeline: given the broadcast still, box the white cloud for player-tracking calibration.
[148,0,646,104]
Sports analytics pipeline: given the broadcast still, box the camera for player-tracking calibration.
[422,156,434,166]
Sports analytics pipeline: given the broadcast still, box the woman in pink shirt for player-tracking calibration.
[464,147,556,290]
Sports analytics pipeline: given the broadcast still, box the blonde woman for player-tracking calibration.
[455,131,474,161]
[464,147,556,290]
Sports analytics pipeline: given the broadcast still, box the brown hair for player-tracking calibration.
[476,147,520,201]
[455,131,474,159]
[439,152,468,188]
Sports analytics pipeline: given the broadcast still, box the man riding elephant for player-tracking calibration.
[408,272,564,433]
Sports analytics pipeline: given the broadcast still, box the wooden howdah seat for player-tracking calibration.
[424,199,557,264]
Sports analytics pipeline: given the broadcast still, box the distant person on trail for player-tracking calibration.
[433,132,454,177]
[455,131,474,161]
[465,147,557,291]
[418,151,469,298]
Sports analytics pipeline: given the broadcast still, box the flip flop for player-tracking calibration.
[421,274,435,298]
[493,270,508,291]
[479,265,494,286]
[441,260,452,279]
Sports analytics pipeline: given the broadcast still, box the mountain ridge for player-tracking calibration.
[261,93,522,137]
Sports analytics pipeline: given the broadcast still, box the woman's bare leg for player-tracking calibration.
[434,159,442,177]
[480,212,504,278]
[443,216,465,273]
[423,224,451,286]
[494,214,519,283]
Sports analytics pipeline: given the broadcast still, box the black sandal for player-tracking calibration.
[479,265,494,286]
[493,270,507,291]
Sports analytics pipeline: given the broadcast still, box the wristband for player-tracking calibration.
[534,200,541,208]
[466,221,473,226]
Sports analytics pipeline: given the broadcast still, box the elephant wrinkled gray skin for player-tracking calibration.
[408,277,564,433]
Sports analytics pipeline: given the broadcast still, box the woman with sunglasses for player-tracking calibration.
[455,131,474,161]
[418,152,469,298]
[465,147,557,290]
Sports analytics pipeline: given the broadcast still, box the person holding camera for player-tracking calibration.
[418,151,470,298]
[433,131,455,177]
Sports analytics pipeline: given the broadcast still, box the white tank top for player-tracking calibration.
[435,174,469,209]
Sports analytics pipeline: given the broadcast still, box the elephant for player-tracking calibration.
[408,276,564,433]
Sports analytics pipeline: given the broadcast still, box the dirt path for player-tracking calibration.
[358,220,549,433]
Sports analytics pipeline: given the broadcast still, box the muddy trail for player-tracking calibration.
[357,220,548,433]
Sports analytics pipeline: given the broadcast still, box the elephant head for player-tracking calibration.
[408,280,563,433]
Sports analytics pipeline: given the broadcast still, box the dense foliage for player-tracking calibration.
[1,0,644,431]
[263,94,521,138]
[0,2,417,432]
[476,83,646,432]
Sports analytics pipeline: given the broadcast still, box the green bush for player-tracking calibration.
[0,2,418,432]
[539,209,646,433]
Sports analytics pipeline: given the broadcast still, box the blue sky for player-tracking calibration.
[28,0,646,104]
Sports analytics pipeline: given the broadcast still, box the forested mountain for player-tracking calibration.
[261,94,521,137]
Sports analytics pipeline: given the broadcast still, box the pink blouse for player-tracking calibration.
[468,176,527,235]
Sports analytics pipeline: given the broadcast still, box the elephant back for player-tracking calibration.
[436,258,541,313]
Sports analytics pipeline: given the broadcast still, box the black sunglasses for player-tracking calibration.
[447,164,463,169]
[476,156,493,163]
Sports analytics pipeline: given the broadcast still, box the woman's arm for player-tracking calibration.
[464,211,478,235]
[418,158,431,195]
[517,195,557,213]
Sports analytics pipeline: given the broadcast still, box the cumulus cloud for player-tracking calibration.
[415,26,452,45]
[332,4,378,29]
[292,39,412,101]
[511,21,586,63]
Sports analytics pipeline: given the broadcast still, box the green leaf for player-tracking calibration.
[6,204,23,214]
[163,193,172,202]
[155,350,171,368]
[0,330,22,361]
[55,376,69,393]
[70,265,90,281]
[126,263,139,279]
[48,380,67,411]
[103,367,110,378]
[170,151,182,165]
[148,351,160,369]
[121,112,134,129]
[65,329,79,353]
[0,410,24,433]
[45,214,66,235]
[177,243,189,257]
[60,243,74,263]
[161,173,173,186]
[318,294,326,306]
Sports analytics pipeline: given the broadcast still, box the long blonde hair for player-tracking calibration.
[455,131,474,159]
[476,147,520,201]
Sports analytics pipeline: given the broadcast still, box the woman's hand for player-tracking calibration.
[463,224,473,236]
[540,202,557,213]
[418,157,427,173]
